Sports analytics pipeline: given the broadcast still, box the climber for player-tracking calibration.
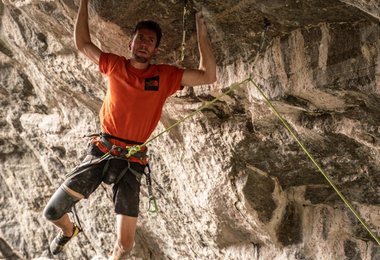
[42,0,216,259]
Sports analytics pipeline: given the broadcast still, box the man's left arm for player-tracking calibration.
[181,12,217,86]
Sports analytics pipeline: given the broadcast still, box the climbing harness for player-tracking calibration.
[96,133,159,212]
[66,133,158,213]
[94,133,148,163]
[95,133,158,212]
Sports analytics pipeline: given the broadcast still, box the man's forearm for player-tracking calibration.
[177,12,217,86]
[197,13,216,83]
[74,0,91,50]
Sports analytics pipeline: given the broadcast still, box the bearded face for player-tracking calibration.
[129,28,158,63]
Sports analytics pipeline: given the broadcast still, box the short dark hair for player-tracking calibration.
[132,20,162,47]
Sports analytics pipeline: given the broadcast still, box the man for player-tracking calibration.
[43,0,216,259]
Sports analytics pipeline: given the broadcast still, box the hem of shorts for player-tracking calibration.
[61,184,86,200]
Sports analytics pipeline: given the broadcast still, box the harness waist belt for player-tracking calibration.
[91,134,148,164]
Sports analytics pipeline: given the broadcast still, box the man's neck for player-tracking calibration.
[130,59,150,70]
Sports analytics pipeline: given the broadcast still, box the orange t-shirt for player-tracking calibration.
[99,53,184,146]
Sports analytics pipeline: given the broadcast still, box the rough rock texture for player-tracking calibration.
[1,0,380,259]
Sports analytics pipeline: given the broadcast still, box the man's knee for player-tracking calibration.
[118,238,134,252]
[43,186,79,221]
[43,205,62,221]
[115,215,137,247]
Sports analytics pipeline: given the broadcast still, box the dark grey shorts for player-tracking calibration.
[64,143,144,217]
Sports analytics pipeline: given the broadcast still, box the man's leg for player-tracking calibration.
[110,161,144,259]
[51,213,75,237]
[112,214,138,260]
[43,185,85,254]
[43,142,106,255]
[43,185,84,235]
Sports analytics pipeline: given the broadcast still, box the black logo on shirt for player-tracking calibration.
[144,76,159,91]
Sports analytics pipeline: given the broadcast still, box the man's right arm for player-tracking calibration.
[74,0,102,64]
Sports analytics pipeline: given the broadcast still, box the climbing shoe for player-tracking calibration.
[49,224,81,255]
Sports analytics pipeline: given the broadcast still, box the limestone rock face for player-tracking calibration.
[1,0,379,259]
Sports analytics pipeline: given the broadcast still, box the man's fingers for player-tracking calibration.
[196,12,206,28]
[196,11,205,22]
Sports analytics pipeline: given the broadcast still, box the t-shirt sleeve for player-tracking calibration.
[161,65,185,96]
[99,53,121,75]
